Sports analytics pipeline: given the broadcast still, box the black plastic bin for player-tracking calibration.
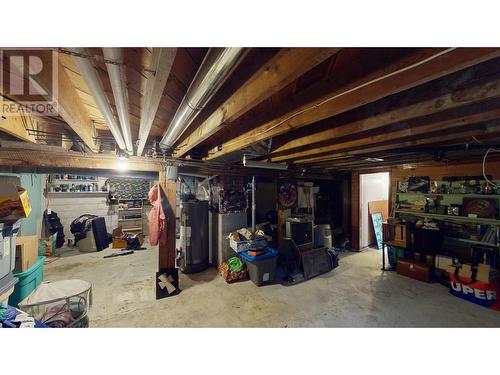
[240,248,278,286]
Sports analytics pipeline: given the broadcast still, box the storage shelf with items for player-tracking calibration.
[46,174,108,195]
[116,199,144,235]
[389,175,500,299]
[394,176,500,251]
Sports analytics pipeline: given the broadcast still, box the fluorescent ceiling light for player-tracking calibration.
[365,157,384,162]
[243,155,288,170]
[117,161,128,171]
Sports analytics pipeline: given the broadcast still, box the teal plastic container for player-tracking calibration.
[9,256,45,307]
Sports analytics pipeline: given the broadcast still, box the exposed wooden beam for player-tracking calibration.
[207,48,500,160]
[2,50,99,151]
[271,76,500,160]
[137,48,177,156]
[273,101,500,162]
[0,99,37,143]
[0,142,161,171]
[174,48,341,157]
[328,156,434,171]
[295,122,500,165]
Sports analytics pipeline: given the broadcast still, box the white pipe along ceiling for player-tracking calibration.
[160,47,246,149]
[102,48,134,154]
[71,48,127,151]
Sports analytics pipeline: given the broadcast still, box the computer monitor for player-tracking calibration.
[285,219,314,250]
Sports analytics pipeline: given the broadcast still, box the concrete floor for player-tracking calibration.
[44,246,500,327]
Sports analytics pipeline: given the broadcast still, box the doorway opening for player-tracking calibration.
[359,172,390,249]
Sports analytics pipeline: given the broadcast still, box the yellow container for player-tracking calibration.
[0,184,32,222]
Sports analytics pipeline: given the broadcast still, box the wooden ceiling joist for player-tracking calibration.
[137,48,177,156]
[270,75,500,161]
[0,99,37,143]
[295,122,500,166]
[272,101,500,163]
[206,48,500,160]
[174,48,341,157]
[2,51,98,152]
[0,143,161,172]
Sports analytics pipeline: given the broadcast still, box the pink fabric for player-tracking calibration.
[148,184,168,246]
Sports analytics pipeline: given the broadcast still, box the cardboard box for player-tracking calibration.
[397,258,432,282]
[0,184,31,222]
[15,235,39,273]
[435,254,454,271]
[459,264,473,279]
[476,264,492,283]
[44,233,57,257]
[112,238,128,249]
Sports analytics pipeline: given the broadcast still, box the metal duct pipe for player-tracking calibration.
[71,48,126,151]
[102,48,133,153]
[160,48,246,149]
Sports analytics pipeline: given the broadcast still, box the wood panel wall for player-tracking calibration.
[350,171,360,251]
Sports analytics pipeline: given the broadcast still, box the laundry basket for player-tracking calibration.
[18,279,92,328]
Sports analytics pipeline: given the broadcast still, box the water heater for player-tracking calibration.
[179,200,209,273]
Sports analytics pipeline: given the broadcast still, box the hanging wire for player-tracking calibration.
[482,148,500,188]
[56,48,156,74]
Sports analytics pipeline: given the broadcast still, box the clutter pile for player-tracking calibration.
[228,228,268,253]
[218,257,248,283]
[385,175,500,311]
[222,225,339,287]
[18,280,92,328]
[0,303,48,328]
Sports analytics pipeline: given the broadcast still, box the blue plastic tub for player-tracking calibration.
[8,256,45,307]
[240,247,278,286]
[240,247,278,262]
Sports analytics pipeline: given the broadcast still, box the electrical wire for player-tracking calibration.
[219,48,457,150]
[482,148,500,188]
[472,136,483,144]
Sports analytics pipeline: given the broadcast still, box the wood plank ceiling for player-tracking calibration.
[2,47,500,173]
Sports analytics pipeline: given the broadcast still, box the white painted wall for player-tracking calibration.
[43,175,152,241]
[360,172,389,248]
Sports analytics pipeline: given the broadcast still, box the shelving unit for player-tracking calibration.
[117,199,145,235]
[46,174,106,195]
[395,179,500,252]
[394,209,500,225]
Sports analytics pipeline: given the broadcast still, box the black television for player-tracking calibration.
[285,219,314,250]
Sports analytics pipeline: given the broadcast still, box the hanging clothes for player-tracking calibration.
[148,184,168,246]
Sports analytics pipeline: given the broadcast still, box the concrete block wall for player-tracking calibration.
[47,196,119,240]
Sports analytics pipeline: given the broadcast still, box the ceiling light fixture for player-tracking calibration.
[365,157,385,162]
[117,161,128,171]
[243,155,288,170]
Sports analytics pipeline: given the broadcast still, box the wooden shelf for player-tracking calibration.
[444,236,499,248]
[394,209,500,225]
[47,191,108,197]
[49,179,98,183]
[122,227,142,232]
[118,208,142,211]
[397,192,500,199]
[118,218,142,222]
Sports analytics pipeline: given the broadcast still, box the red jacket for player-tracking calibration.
[148,184,168,246]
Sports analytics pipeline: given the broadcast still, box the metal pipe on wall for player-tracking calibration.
[102,48,133,153]
[252,175,256,233]
[71,48,127,151]
[160,48,246,149]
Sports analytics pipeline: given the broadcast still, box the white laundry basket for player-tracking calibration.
[18,279,92,328]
